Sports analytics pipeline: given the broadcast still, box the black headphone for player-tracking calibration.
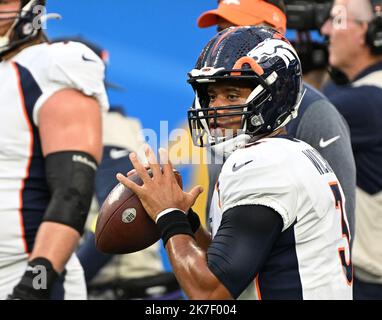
[366,0,382,54]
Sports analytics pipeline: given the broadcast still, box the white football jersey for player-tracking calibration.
[0,41,109,298]
[209,137,352,300]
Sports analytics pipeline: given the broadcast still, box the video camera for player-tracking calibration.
[284,0,334,80]
[285,0,333,31]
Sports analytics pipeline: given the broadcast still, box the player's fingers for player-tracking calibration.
[116,173,143,196]
[187,185,204,207]
[127,165,151,177]
[158,148,174,178]
[129,152,152,184]
[144,145,161,178]
[127,169,136,177]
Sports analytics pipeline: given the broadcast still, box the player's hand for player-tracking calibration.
[116,146,203,222]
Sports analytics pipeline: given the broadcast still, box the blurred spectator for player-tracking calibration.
[321,0,382,300]
[51,37,182,300]
[196,0,356,246]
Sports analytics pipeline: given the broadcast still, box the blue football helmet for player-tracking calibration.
[188,26,305,151]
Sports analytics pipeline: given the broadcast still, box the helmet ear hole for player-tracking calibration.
[250,114,265,128]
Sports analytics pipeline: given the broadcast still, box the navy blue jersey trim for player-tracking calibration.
[258,221,303,300]
[271,134,298,142]
[207,205,283,299]
[15,63,50,253]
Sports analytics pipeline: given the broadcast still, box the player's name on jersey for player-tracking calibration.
[302,148,334,175]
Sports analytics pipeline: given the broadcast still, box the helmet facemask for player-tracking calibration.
[188,67,278,148]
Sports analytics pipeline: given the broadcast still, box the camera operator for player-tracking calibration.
[321,0,382,300]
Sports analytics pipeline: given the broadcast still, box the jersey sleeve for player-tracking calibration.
[219,145,298,231]
[33,41,109,126]
[207,204,283,299]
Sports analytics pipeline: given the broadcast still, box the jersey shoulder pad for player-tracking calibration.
[32,41,109,125]
[219,140,297,231]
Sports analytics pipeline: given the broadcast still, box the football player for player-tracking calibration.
[197,0,356,246]
[0,0,108,299]
[117,26,353,300]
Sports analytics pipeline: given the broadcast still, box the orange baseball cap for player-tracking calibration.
[197,0,287,34]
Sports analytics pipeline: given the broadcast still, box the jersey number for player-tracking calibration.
[329,182,353,285]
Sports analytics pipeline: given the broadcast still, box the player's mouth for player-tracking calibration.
[210,123,242,138]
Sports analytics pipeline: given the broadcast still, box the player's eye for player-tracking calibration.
[227,94,240,101]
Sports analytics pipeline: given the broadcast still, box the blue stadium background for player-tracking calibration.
[45,0,220,197]
[46,0,216,140]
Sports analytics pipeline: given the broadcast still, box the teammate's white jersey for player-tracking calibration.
[0,41,109,299]
[209,137,353,300]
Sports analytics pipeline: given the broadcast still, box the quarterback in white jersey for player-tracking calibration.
[117,26,352,300]
[209,137,352,299]
[0,1,108,299]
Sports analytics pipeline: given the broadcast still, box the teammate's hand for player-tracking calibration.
[116,146,203,222]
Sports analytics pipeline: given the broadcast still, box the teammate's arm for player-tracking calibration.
[9,89,102,300]
[33,89,102,269]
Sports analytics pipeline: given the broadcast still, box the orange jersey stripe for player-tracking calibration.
[255,274,262,300]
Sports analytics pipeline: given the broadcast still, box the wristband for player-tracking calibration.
[187,208,201,233]
[156,210,194,246]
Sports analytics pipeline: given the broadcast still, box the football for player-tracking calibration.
[95,169,183,254]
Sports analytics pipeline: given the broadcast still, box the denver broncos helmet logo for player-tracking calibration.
[247,38,300,68]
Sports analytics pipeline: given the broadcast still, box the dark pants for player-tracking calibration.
[354,276,382,300]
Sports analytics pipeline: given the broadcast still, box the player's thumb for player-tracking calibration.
[188,185,204,206]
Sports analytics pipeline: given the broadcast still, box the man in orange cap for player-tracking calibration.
[198,0,287,33]
[196,0,357,251]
